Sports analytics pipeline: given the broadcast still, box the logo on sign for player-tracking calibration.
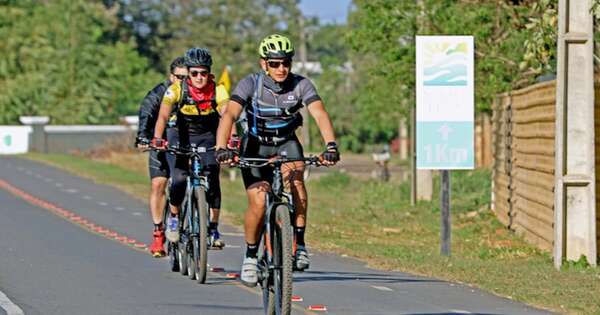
[3,135,11,147]
[423,42,468,86]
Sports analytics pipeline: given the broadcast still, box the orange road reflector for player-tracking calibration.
[226,273,239,279]
[292,295,303,302]
[308,305,327,312]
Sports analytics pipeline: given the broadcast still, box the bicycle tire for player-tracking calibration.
[194,186,209,284]
[178,196,190,276]
[162,199,179,272]
[265,204,293,315]
[187,200,197,280]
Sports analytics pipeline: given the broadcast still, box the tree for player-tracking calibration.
[0,0,160,124]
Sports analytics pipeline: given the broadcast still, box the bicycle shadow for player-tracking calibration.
[292,270,444,285]
[162,303,262,311]
[402,313,504,315]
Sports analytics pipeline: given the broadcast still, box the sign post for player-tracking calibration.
[416,36,474,256]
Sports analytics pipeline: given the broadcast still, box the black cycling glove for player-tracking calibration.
[215,148,236,163]
[322,142,340,163]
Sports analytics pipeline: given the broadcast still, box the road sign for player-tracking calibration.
[0,126,31,154]
[416,36,474,169]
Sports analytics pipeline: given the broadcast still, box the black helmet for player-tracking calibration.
[184,47,212,70]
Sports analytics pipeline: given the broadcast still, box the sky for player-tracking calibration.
[299,0,352,24]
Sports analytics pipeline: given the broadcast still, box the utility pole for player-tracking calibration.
[413,0,432,203]
[554,0,597,268]
[298,13,311,149]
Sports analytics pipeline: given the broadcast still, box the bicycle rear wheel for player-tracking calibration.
[187,200,198,280]
[193,187,209,283]
[264,204,293,315]
[178,197,190,276]
[162,199,179,272]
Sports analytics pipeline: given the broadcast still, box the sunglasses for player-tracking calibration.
[267,60,291,68]
[172,74,186,80]
[190,70,210,78]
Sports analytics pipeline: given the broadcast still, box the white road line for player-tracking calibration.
[131,212,142,216]
[62,188,79,194]
[43,178,53,183]
[97,202,108,206]
[82,195,92,200]
[54,183,63,188]
[221,232,244,237]
[449,310,472,314]
[34,174,42,179]
[370,285,394,292]
[0,290,25,315]
[115,207,125,211]
[224,245,241,248]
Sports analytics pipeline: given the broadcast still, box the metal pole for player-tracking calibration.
[298,14,310,149]
[440,170,451,256]
[410,104,416,206]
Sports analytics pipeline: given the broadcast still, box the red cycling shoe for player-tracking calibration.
[149,230,166,258]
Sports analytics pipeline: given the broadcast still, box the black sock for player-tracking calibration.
[154,223,163,231]
[209,222,218,231]
[295,227,306,246]
[246,243,258,258]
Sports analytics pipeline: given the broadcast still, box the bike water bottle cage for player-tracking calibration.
[247,73,303,143]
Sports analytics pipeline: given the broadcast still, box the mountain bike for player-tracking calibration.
[158,144,217,284]
[236,154,321,315]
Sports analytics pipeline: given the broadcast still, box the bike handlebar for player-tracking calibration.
[235,156,322,168]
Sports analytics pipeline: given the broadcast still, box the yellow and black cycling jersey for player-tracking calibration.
[161,80,229,135]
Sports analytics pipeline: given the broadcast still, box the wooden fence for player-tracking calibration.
[492,80,600,254]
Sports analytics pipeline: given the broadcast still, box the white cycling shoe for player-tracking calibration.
[240,257,259,287]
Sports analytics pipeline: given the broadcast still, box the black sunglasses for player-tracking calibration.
[172,74,186,80]
[190,70,209,78]
[267,60,291,68]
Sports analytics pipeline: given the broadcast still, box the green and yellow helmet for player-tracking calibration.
[258,34,295,59]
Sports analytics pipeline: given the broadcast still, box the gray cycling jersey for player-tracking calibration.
[231,72,321,142]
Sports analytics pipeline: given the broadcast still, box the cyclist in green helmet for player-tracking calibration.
[215,34,340,287]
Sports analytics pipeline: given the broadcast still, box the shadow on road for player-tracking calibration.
[404,313,504,315]
[162,303,262,311]
[293,270,443,284]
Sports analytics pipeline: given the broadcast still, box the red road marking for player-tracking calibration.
[308,305,327,312]
[210,267,225,272]
[226,273,239,279]
[292,295,303,302]
[0,179,156,254]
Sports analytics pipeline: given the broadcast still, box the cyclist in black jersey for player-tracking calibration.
[135,56,187,257]
[215,34,339,287]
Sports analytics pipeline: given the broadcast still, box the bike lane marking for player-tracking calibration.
[0,178,322,315]
[0,290,25,315]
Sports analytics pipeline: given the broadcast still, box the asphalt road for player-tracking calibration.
[0,156,556,315]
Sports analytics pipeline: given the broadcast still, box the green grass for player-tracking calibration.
[24,152,600,315]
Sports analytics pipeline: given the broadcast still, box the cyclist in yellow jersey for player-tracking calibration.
[153,47,229,247]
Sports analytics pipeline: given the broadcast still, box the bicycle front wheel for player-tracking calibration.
[194,186,209,284]
[265,204,293,315]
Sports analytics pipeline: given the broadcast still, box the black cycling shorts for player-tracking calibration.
[166,127,221,209]
[240,134,304,189]
[149,150,170,179]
